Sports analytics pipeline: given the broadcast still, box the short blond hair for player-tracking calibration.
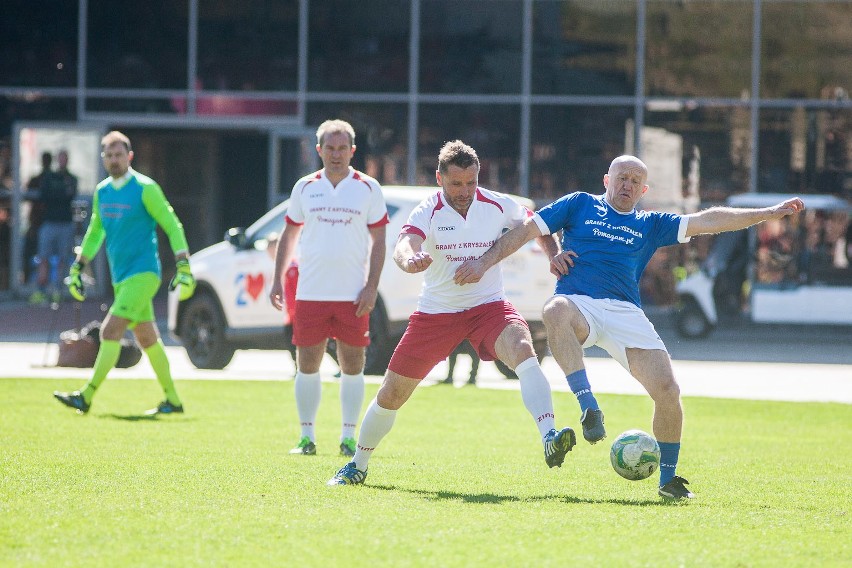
[101,131,132,152]
[316,119,356,146]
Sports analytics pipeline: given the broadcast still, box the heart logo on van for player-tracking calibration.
[246,273,265,300]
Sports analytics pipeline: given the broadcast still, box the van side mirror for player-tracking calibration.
[225,227,248,249]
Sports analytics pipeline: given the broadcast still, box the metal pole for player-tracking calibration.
[187,0,198,115]
[518,0,533,198]
[633,0,647,157]
[406,0,421,186]
[77,0,87,119]
[749,0,762,193]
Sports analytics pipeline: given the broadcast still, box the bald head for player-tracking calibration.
[608,155,648,177]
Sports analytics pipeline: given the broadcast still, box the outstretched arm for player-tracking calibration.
[685,197,805,237]
[454,216,543,285]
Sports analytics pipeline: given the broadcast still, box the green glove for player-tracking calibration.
[169,258,196,301]
[66,261,86,301]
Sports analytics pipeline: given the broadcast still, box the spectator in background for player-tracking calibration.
[0,141,10,291]
[0,140,11,186]
[441,340,480,386]
[32,149,77,302]
[56,149,78,200]
[24,152,56,300]
[265,230,299,368]
[0,197,10,290]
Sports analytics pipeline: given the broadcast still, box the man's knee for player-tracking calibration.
[296,342,326,373]
[376,372,416,410]
[649,376,681,405]
[542,298,567,328]
[336,341,366,375]
[100,316,128,341]
[494,324,536,368]
[543,297,587,343]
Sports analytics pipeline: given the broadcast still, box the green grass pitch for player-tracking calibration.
[1,378,850,567]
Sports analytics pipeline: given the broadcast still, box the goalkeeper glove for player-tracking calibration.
[169,258,196,301]
[66,261,86,302]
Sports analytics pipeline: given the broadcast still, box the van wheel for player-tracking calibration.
[675,296,713,339]
[326,297,395,376]
[179,293,236,369]
[495,337,549,379]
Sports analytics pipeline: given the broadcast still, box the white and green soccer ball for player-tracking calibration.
[609,429,661,481]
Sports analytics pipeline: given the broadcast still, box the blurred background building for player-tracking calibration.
[0,0,849,301]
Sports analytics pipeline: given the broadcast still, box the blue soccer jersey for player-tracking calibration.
[533,192,689,307]
[80,169,189,284]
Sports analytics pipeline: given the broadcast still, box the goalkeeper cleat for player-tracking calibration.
[327,462,367,486]
[339,437,357,457]
[543,426,576,468]
[580,408,606,444]
[145,400,185,416]
[53,390,90,414]
[289,436,317,455]
[658,476,695,500]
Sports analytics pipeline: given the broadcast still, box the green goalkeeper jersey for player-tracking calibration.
[80,168,188,284]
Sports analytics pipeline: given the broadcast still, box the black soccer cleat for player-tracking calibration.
[145,400,185,416]
[580,408,606,444]
[543,426,576,468]
[54,390,90,415]
[289,436,317,455]
[658,476,695,500]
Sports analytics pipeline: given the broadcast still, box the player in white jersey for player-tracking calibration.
[328,140,576,486]
[270,119,389,458]
[455,154,805,500]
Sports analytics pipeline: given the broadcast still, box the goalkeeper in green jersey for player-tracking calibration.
[54,131,196,416]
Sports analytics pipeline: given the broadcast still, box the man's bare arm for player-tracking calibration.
[394,233,432,273]
[454,217,543,285]
[685,197,804,237]
[269,223,301,310]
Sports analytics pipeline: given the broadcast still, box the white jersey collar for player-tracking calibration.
[603,194,635,215]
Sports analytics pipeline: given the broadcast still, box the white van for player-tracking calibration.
[168,186,555,375]
[675,193,852,338]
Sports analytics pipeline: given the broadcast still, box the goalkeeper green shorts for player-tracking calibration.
[110,272,161,326]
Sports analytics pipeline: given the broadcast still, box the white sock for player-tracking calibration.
[515,356,556,438]
[294,371,322,440]
[352,398,397,471]
[339,372,365,440]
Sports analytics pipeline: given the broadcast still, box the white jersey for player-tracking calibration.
[402,187,531,313]
[286,167,389,301]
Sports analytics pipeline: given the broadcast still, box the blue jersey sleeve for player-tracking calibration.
[536,192,583,235]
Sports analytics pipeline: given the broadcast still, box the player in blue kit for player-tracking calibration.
[455,155,805,499]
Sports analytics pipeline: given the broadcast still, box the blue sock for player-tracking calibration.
[658,441,680,486]
[565,369,599,413]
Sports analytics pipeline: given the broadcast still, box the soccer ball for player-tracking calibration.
[609,429,661,481]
